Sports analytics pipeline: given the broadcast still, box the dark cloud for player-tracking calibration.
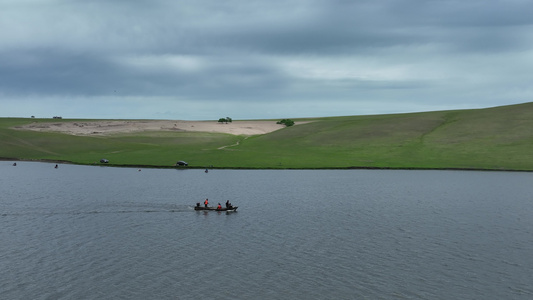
[1,50,118,96]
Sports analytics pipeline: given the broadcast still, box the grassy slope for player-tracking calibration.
[246,102,533,170]
[2,102,533,170]
[0,118,240,167]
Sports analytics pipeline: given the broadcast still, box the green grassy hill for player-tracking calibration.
[2,102,533,170]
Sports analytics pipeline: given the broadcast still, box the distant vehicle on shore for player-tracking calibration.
[176,161,188,166]
[100,159,109,163]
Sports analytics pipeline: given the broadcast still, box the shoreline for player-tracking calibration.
[2,158,531,172]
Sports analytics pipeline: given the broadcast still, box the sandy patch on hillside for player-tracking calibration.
[14,120,292,136]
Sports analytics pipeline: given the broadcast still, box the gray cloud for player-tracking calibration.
[1,0,532,119]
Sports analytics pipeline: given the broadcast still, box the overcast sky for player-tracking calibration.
[1,0,532,120]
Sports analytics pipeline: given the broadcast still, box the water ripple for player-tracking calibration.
[2,164,533,299]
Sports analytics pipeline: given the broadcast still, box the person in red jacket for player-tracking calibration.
[204,198,209,208]
[217,203,222,209]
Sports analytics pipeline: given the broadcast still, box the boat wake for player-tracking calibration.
[2,205,194,216]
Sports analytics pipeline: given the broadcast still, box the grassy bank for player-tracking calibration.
[2,102,533,170]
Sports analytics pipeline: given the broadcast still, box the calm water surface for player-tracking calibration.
[1,162,532,299]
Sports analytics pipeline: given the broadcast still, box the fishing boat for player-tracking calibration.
[194,203,238,212]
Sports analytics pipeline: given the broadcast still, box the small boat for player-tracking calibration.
[194,203,238,212]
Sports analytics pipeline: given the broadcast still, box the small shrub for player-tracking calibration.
[218,117,232,124]
[277,119,295,127]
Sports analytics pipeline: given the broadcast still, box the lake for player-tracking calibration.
[1,162,532,299]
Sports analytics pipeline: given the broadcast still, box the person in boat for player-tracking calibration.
[55,164,58,169]
[217,203,222,209]
[204,198,209,208]
[226,200,234,209]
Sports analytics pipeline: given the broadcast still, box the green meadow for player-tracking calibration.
[2,102,533,170]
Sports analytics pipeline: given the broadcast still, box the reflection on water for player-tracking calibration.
[1,162,533,299]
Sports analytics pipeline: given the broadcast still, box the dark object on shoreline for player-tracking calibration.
[100,159,109,163]
[176,161,188,166]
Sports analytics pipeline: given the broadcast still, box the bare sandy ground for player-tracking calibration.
[15,120,290,136]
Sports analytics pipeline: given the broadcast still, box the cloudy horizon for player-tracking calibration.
[2,0,532,120]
